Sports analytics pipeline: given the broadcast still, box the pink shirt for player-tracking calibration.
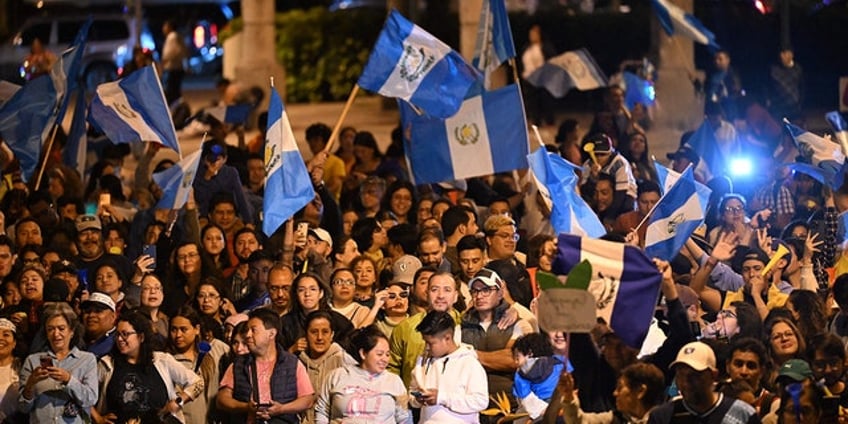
[220,358,314,404]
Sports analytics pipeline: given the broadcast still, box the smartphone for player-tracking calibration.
[142,244,157,270]
[296,222,309,239]
[99,193,111,216]
[410,391,423,399]
[40,355,52,368]
[77,268,89,292]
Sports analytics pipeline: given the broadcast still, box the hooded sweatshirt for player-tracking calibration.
[299,343,356,424]
[315,364,412,424]
[409,344,489,423]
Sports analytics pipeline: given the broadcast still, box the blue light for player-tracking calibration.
[729,157,753,177]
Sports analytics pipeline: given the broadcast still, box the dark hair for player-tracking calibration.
[441,206,472,238]
[248,308,281,332]
[332,235,357,259]
[833,274,848,306]
[764,316,806,362]
[637,180,661,198]
[415,310,455,337]
[418,228,445,246]
[382,180,418,224]
[387,223,418,256]
[234,227,265,250]
[305,123,332,143]
[352,131,382,158]
[0,235,14,253]
[56,196,85,215]
[194,277,232,311]
[209,192,237,216]
[620,362,667,409]
[456,234,487,256]
[806,333,846,361]
[555,119,579,143]
[787,290,827,339]
[201,223,233,269]
[99,174,126,202]
[289,272,330,315]
[351,217,380,252]
[728,337,770,369]
[346,325,388,363]
[730,301,763,340]
[526,234,555,269]
[780,221,810,240]
[777,379,824,423]
[718,193,747,222]
[512,333,554,357]
[305,310,335,331]
[718,379,754,401]
[15,217,40,236]
[115,310,156,366]
[170,305,203,350]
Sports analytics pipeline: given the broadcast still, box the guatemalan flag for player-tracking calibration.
[262,87,314,237]
[63,90,88,179]
[358,9,481,118]
[784,119,845,188]
[553,234,663,348]
[622,71,656,109]
[400,83,528,184]
[205,104,251,125]
[152,149,202,210]
[88,66,182,156]
[650,0,720,49]
[645,166,710,261]
[526,48,608,98]
[472,0,516,87]
[653,160,712,200]
[528,148,605,238]
[826,111,848,155]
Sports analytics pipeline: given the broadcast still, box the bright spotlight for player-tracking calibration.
[729,157,753,177]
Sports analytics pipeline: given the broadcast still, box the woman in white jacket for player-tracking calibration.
[315,325,411,424]
[409,310,489,423]
[92,311,204,424]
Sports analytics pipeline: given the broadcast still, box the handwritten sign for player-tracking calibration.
[537,288,596,333]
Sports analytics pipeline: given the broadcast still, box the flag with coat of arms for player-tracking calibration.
[472,0,516,87]
[526,48,607,98]
[152,149,202,210]
[645,166,711,261]
[358,9,481,118]
[400,83,528,184]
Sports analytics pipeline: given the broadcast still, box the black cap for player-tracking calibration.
[666,146,700,166]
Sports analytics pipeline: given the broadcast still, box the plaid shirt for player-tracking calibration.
[754,181,795,217]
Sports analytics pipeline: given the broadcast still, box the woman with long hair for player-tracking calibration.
[0,318,21,422]
[298,311,352,424]
[192,278,236,335]
[618,131,658,183]
[200,224,234,277]
[350,255,380,307]
[315,325,411,423]
[163,242,221,317]
[328,268,371,328]
[381,180,417,226]
[20,304,98,424]
[707,194,766,248]
[279,273,354,354]
[95,259,137,312]
[786,290,827,340]
[765,315,806,370]
[94,310,204,424]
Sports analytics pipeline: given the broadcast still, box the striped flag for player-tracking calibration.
[152,149,201,210]
[650,0,720,49]
[63,90,88,178]
[528,148,605,238]
[472,0,516,86]
[358,9,481,118]
[826,111,848,154]
[784,119,845,177]
[653,160,712,201]
[526,49,607,97]
[205,104,251,125]
[400,83,528,184]
[645,166,710,261]
[552,234,663,348]
[88,66,182,156]
[262,87,314,236]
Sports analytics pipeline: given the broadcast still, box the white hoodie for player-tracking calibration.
[409,344,489,423]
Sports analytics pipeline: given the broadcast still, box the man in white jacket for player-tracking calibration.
[409,310,489,423]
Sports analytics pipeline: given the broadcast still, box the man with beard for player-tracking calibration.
[228,227,263,304]
[649,341,760,423]
[73,215,131,285]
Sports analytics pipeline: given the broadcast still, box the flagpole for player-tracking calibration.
[33,111,64,190]
[634,162,694,233]
[323,84,360,155]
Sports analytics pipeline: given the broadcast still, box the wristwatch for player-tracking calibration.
[175,397,184,408]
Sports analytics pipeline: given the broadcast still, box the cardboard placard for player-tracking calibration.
[537,288,596,333]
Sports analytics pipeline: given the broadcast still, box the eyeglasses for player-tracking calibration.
[116,331,137,340]
[718,310,737,319]
[387,292,409,300]
[177,252,199,262]
[724,206,745,214]
[494,232,520,242]
[771,331,796,341]
[332,278,355,287]
[197,293,220,301]
[470,286,499,297]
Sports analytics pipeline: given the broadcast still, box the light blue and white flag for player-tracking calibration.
[645,166,710,261]
[685,120,724,177]
[64,89,88,178]
[528,148,605,238]
[526,48,607,98]
[553,233,663,348]
[152,149,202,210]
[622,71,655,109]
[784,119,844,176]
[826,111,848,154]
[650,0,720,49]
[399,83,528,184]
[472,0,516,86]
[329,0,383,11]
[358,9,481,118]
[653,159,711,202]
[263,87,314,237]
[88,66,181,156]
[55,17,92,123]
[205,104,251,125]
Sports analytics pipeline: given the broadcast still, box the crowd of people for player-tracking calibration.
[0,29,843,424]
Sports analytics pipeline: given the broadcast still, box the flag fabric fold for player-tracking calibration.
[650,0,720,49]
[262,88,315,237]
[472,0,516,84]
[152,149,202,210]
[88,66,182,156]
[826,111,848,153]
[526,48,607,98]
[645,166,710,261]
[0,73,60,181]
[0,81,21,107]
[205,104,251,125]
[358,9,481,118]
[685,120,724,178]
[64,90,88,179]
[399,83,528,184]
[622,71,656,109]
[552,234,663,348]
[784,119,845,178]
[528,148,605,238]
[653,160,712,201]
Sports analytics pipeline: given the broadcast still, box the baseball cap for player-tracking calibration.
[75,214,101,233]
[469,268,503,289]
[584,133,613,153]
[80,292,116,312]
[391,255,422,285]
[777,359,813,383]
[666,146,700,166]
[308,228,333,250]
[671,341,717,372]
[742,248,770,266]
[51,259,77,275]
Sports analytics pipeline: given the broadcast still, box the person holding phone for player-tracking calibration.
[19,303,98,424]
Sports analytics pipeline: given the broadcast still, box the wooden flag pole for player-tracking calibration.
[33,117,63,191]
[323,84,360,155]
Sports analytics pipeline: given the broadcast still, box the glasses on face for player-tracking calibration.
[724,206,745,214]
[116,331,137,340]
[771,331,796,341]
[197,293,220,301]
[387,292,409,300]
[470,286,499,297]
[332,278,355,287]
[718,310,737,319]
[177,252,199,262]
[494,232,520,242]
